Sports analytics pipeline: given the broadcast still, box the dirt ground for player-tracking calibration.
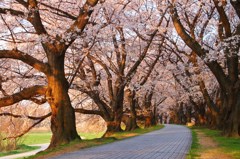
[196,130,233,159]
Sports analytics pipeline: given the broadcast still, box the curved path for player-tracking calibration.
[0,143,49,159]
[52,124,192,159]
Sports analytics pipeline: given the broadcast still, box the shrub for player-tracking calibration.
[0,133,21,152]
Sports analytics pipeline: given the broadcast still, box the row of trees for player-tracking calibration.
[0,0,169,148]
[0,0,239,149]
[168,0,240,137]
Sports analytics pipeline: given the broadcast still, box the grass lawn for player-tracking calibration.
[0,131,103,157]
[22,132,52,145]
[200,128,240,159]
[78,132,105,140]
[187,127,240,159]
[0,145,40,157]
[21,131,105,145]
[186,129,200,159]
[26,125,164,159]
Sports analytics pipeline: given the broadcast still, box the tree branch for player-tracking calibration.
[3,115,50,140]
[0,8,24,17]
[230,0,240,19]
[88,55,114,101]
[170,4,230,91]
[0,112,51,120]
[213,0,231,37]
[65,0,100,45]
[15,0,28,8]
[39,2,77,20]
[27,0,47,35]
[0,49,50,75]
[75,108,103,116]
[0,85,47,108]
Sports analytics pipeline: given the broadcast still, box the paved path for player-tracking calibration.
[52,124,192,159]
[0,143,49,159]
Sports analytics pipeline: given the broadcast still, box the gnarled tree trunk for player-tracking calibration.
[124,89,139,131]
[104,118,122,137]
[46,54,80,148]
[103,88,124,137]
[104,121,121,136]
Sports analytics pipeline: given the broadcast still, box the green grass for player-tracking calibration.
[0,144,39,157]
[188,127,240,159]
[78,132,105,140]
[200,128,240,159]
[186,129,200,159]
[26,125,164,159]
[22,132,105,145]
[22,132,52,145]
[0,131,104,157]
[110,125,164,139]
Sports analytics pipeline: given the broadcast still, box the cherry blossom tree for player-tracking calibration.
[0,0,104,148]
[169,0,240,136]
[67,0,169,135]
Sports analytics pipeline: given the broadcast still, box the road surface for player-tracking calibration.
[52,124,192,159]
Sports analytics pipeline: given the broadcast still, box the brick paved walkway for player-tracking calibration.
[52,124,192,159]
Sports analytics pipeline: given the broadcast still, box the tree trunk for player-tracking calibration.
[127,90,139,130]
[129,113,139,130]
[177,103,186,124]
[142,89,154,127]
[186,106,192,123]
[151,105,158,126]
[103,120,122,137]
[222,87,240,137]
[198,79,220,128]
[144,115,152,128]
[144,111,154,128]
[46,54,80,148]
[122,114,133,131]
[103,88,124,136]
[197,114,206,125]
[158,113,163,124]
[193,102,206,126]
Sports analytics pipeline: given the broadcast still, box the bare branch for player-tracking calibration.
[88,54,114,101]
[27,0,47,35]
[30,97,47,105]
[0,49,50,74]
[15,0,28,8]
[75,108,103,116]
[0,112,51,120]
[213,0,231,37]
[3,115,50,140]
[170,3,230,90]
[0,85,47,108]
[65,0,100,44]
[0,8,24,17]
[39,2,77,20]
